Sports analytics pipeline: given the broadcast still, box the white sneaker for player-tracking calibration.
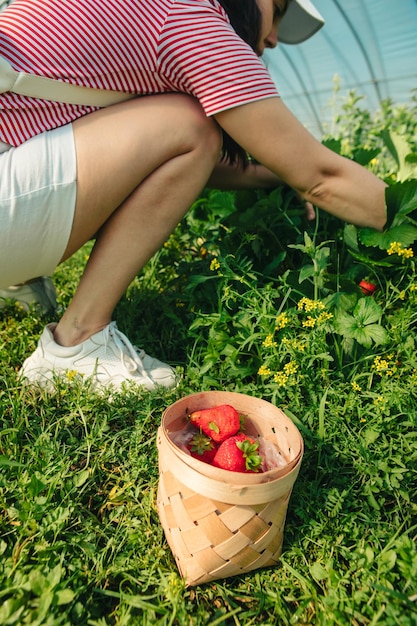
[20,321,176,392]
[0,277,57,314]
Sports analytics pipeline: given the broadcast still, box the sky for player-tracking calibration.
[264,0,417,138]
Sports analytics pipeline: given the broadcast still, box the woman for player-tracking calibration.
[0,0,386,391]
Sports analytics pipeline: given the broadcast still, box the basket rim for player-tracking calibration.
[161,391,304,485]
[157,425,303,505]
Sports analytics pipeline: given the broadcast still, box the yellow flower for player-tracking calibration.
[210,258,220,271]
[275,312,290,330]
[387,241,414,258]
[373,355,396,377]
[258,365,271,376]
[65,370,80,381]
[387,242,401,255]
[373,355,389,371]
[351,381,362,392]
[273,372,288,387]
[374,396,386,409]
[297,297,325,312]
[282,337,305,351]
[263,334,277,348]
[284,361,298,375]
[317,311,333,324]
[302,316,316,328]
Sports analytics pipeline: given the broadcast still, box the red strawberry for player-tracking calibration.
[359,279,377,296]
[212,433,263,473]
[186,432,217,464]
[189,404,241,443]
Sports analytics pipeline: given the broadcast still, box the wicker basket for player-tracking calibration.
[156,391,303,586]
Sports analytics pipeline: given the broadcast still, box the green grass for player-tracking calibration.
[1,95,417,625]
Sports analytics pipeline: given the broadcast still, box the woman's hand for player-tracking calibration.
[207,160,316,220]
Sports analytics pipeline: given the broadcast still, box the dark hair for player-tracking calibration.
[215,0,263,166]
[217,0,262,53]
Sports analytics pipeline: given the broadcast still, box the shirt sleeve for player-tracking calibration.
[157,0,279,116]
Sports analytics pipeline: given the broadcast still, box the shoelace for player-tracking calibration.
[105,322,154,383]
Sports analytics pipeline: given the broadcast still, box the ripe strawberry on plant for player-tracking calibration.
[186,432,217,464]
[359,279,377,296]
[213,433,263,473]
[189,404,241,443]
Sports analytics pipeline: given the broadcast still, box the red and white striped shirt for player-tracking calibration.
[0,0,279,146]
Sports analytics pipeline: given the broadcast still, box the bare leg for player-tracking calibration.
[53,94,221,347]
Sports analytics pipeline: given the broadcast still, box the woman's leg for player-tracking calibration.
[55,94,221,346]
[21,94,222,390]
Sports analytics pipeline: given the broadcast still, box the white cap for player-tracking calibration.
[279,0,325,44]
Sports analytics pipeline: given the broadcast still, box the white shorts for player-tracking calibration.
[0,124,77,288]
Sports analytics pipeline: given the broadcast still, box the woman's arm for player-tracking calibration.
[207,160,316,220]
[207,161,282,190]
[215,97,387,230]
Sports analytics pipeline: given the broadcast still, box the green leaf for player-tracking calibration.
[54,589,75,606]
[348,249,395,267]
[334,310,358,337]
[185,274,217,289]
[0,455,23,468]
[322,137,342,155]
[206,190,237,218]
[361,428,380,446]
[352,147,380,166]
[310,561,328,581]
[344,223,359,251]
[353,297,382,325]
[406,152,417,163]
[298,264,315,283]
[333,298,387,347]
[29,570,48,596]
[381,131,417,181]
[325,291,357,313]
[359,224,417,250]
[73,469,90,488]
[385,181,417,228]
[380,549,397,571]
[354,324,388,347]
[0,600,24,625]
[36,591,54,623]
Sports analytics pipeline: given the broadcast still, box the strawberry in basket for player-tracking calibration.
[213,433,263,473]
[186,432,217,464]
[189,404,240,443]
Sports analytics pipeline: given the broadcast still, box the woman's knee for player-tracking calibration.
[167,94,222,160]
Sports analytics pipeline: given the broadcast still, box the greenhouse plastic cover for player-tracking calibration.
[264,0,417,138]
